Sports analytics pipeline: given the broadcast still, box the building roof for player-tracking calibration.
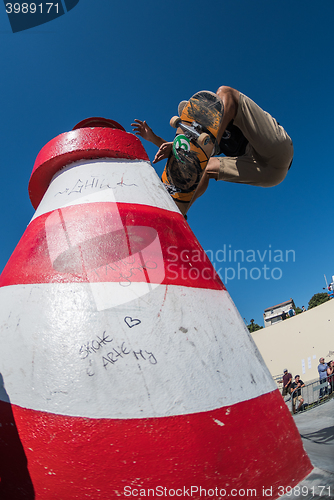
[264,299,293,313]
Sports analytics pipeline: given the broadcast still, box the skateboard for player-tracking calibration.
[161,91,224,214]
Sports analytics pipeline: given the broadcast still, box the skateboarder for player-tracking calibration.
[132,86,293,208]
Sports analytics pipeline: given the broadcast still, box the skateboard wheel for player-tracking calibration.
[197,133,210,147]
[170,116,181,128]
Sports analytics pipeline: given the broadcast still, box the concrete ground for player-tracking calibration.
[280,398,334,499]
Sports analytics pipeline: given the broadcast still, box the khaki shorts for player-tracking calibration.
[218,93,293,187]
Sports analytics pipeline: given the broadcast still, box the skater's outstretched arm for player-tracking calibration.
[131,120,166,148]
[131,119,173,164]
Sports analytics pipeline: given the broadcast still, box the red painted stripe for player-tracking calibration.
[29,128,149,209]
[0,204,224,291]
[0,390,312,499]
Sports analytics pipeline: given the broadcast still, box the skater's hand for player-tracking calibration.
[131,119,167,149]
[131,120,156,143]
[153,142,172,163]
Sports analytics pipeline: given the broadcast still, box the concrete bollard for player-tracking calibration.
[0,118,312,499]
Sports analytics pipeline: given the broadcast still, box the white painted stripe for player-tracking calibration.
[0,283,276,418]
[32,159,179,220]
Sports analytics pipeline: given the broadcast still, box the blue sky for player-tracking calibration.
[0,0,333,326]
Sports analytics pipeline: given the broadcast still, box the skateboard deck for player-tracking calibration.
[161,91,223,214]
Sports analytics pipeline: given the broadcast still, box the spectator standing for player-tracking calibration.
[291,375,305,413]
[327,360,334,394]
[318,357,328,397]
[281,369,292,397]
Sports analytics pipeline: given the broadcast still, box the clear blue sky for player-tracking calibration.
[0,0,333,326]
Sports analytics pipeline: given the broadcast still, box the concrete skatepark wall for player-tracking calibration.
[252,299,334,382]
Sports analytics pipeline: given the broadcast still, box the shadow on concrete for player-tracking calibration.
[301,426,334,445]
[0,373,35,499]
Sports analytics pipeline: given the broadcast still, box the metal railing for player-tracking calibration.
[285,375,334,414]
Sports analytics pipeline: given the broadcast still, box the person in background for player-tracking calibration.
[291,375,305,413]
[318,357,328,397]
[327,360,334,394]
[281,369,292,397]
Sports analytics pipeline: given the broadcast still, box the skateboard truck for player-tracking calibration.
[170,117,211,148]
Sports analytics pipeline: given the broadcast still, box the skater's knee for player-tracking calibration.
[216,86,239,114]
[216,86,238,98]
